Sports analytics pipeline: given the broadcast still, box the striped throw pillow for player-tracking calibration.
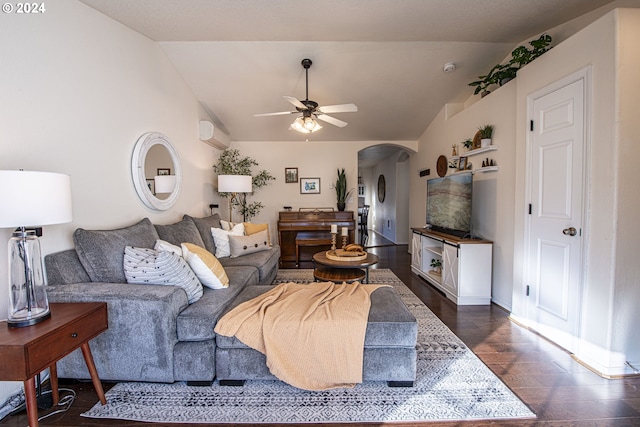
[123,246,203,304]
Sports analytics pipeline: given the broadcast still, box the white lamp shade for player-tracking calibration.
[154,175,177,194]
[218,175,252,193]
[0,170,72,227]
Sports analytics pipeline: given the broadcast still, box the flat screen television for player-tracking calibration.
[426,172,473,238]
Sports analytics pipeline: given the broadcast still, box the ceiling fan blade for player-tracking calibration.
[318,103,358,114]
[254,111,295,117]
[316,114,348,128]
[283,96,308,111]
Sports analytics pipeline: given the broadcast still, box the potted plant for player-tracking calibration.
[461,138,473,151]
[430,258,442,274]
[213,149,275,221]
[479,125,494,147]
[335,168,353,211]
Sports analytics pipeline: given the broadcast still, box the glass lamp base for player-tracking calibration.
[8,308,51,328]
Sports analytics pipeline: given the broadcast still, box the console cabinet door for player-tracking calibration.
[442,243,459,294]
[411,232,422,269]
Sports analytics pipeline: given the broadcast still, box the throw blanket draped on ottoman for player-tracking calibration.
[214,281,387,390]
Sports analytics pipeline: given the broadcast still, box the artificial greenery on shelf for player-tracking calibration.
[469,34,552,97]
[213,149,275,221]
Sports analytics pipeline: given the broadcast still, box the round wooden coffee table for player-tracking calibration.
[312,251,379,283]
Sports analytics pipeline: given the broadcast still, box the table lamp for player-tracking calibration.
[154,174,176,194]
[0,170,72,327]
[217,175,252,222]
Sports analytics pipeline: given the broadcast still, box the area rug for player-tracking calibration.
[82,269,535,424]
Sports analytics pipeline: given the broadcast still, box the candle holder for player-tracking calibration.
[341,235,348,249]
[331,232,337,251]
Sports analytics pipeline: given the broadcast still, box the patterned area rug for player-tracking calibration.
[83,269,535,424]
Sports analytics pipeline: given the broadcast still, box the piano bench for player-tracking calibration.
[295,231,332,267]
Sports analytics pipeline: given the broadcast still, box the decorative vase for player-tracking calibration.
[481,138,492,148]
[337,202,346,211]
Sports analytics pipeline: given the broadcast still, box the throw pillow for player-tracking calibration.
[220,219,238,231]
[123,246,203,304]
[211,223,245,258]
[228,229,270,258]
[243,222,271,245]
[154,239,182,256]
[181,243,229,289]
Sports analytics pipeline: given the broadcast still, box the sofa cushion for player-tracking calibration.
[211,223,244,258]
[73,218,159,283]
[218,246,280,284]
[228,229,270,258]
[154,239,182,256]
[177,266,259,341]
[124,246,203,304]
[244,222,271,244]
[181,243,229,289]
[183,214,221,254]
[155,217,205,248]
[45,249,91,286]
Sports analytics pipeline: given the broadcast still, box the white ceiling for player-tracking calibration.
[80,0,616,145]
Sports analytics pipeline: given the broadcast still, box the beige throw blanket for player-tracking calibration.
[214,281,386,390]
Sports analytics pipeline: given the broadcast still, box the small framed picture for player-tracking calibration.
[300,177,320,194]
[157,168,170,176]
[458,157,467,171]
[285,167,298,183]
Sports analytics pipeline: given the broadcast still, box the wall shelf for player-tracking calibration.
[450,145,498,160]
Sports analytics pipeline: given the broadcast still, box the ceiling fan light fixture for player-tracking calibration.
[291,116,321,134]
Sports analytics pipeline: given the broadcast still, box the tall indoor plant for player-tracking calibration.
[213,149,275,221]
[335,168,353,211]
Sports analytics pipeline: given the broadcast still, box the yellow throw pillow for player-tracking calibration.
[243,222,271,244]
[181,243,229,289]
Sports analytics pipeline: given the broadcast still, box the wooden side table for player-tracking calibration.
[0,302,108,426]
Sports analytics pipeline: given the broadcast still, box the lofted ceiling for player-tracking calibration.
[79,0,617,145]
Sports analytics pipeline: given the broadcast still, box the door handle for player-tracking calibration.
[563,227,577,236]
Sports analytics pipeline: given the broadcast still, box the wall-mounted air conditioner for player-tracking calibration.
[199,120,230,150]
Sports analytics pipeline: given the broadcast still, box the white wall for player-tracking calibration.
[409,84,517,309]
[0,0,218,404]
[229,140,417,242]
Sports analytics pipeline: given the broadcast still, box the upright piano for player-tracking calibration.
[278,209,355,268]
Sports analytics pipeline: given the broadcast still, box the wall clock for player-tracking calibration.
[436,155,448,177]
[377,174,386,203]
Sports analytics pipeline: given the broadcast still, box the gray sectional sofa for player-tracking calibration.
[45,213,418,387]
[45,214,280,383]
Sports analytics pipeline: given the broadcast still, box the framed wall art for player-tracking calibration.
[285,167,298,183]
[300,177,320,194]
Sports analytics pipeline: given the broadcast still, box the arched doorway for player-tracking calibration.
[358,145,413,246]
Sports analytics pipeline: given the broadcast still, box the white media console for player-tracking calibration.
[411,228,493,305]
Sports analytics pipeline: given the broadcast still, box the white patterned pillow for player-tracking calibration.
[181,243,229,289]
[154,239,183,256]
[123,246,203,304]
[211,223,245,258]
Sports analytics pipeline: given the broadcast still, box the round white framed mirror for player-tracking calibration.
[131,132,182,211]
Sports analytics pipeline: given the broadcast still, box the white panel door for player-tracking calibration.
[526,78,585,347]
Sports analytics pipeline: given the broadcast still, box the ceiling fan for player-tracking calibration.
[254,58,358,134]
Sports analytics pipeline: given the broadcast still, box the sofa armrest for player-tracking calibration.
[47,282,189,383]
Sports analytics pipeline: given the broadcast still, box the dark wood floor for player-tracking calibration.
[3,234,639,426]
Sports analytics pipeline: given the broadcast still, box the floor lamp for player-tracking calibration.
[0,170,72,327]
[217,175,252,223]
